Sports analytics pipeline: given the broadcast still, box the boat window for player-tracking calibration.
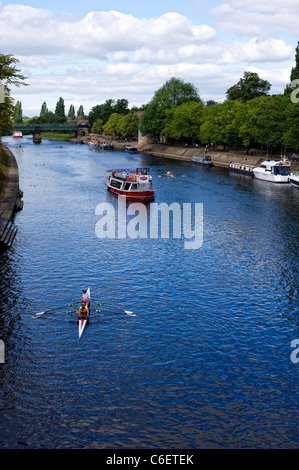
[110,180,122,189]
[124,182,131,190]
[276,166,291,175]
[131,183,138,190]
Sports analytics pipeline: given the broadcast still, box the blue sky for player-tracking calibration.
[0,0,297,116]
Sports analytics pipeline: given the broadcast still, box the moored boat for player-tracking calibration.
[124,145,138,154]
[101,142,114,150]
[106,168,155,200]
[191,155,213,166]
[13,131,22,138]
[228,161,254,176]
[289,172,299,188]
[88,139,98,147]
[253,159,291,183]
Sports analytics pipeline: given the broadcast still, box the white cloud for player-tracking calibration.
[1,1,296,115]
[213,0,299,36]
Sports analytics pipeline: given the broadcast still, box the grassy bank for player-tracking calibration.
[41,132,76,140]
[0,146,9,197]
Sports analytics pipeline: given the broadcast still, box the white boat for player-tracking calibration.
[78,287,90,340]
[289,172,299,188]
[253,159,291,183]
[88,140,98,147]
[191,155,213,167]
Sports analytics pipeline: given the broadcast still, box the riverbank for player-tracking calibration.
[0,143,23,248]
[138,143,299,171]
[43,134,299,171]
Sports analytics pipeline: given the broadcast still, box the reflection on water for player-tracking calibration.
[0,136,298,449]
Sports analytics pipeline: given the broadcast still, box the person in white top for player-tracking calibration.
[81,289,91,314]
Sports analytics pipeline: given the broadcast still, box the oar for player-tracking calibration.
[34,301,76,317]
[93,301,135,316]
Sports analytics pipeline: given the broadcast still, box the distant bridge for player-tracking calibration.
[14,124,79,132]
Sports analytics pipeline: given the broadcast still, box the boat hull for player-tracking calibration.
[107,185,155,200]
[228,162,254,176]
[253,171,290,183]
[78,316,89,339]
[191,156,213,166]
[290,176,299,187]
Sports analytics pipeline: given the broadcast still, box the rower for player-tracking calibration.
[77,302,89,318]
[82,288,91,309]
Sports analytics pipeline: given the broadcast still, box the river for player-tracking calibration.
[0,135,298,449]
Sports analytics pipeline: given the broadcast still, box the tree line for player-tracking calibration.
[139,68,299,154]
[1,45,299,151]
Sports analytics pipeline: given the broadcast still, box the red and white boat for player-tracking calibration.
[13,131,22,138]
[106,168,155,200]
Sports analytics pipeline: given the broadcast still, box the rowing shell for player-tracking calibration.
[78,316,88,339]
[78,287,90,340]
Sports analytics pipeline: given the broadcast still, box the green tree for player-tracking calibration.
[290,41,299,82]
[77,105,84,117]
[0,53,28,136]
[282,95,299,150]
[118,113,139,138]
[68,104,75,120]
[140,77,202,139]
[226,71,271,102]
[200,100,243,150]
[38,101,49,123]
[55,97,66,123]
[114,99,129,115]
[103,113,124,136]
[13,100,23,123]
[91,118,103,134]
[163,101,203,144]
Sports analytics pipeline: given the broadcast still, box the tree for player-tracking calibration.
[40,101,48,118]
[118,113,139,138]
[77,105,84,117]
[103,113,124,136]
[152,77,201,108]
[91,118,103,134]
[55,97,66,123]
[13,100,22,123]
[0,53,28,136]
[200,100,243,150]
[114,99,129,115]
[68,104,75,120]
[226,71,271,102]
[290,41,299,82]
[163,101,203,144]
[140,77,202,139]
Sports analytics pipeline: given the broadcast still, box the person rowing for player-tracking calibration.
[77,302,89,318]
[81,288,91,309]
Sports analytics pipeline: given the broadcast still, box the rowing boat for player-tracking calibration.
[78,287,90,340]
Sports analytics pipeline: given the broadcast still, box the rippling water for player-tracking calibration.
[0,136,298,449]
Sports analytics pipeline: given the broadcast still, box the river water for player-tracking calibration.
[0,135,298,449]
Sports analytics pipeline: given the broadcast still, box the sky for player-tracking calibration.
[0,0,298,117]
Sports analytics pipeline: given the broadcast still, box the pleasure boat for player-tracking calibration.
[289,172,299,188]
[228,161,254,176]
[106,168,154,200]
[252,159,291,183]
[124,146,138,154]
[101,142,114,150]
[191,155,213,166]
[13,131,22,138]
[88,139,98,147]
